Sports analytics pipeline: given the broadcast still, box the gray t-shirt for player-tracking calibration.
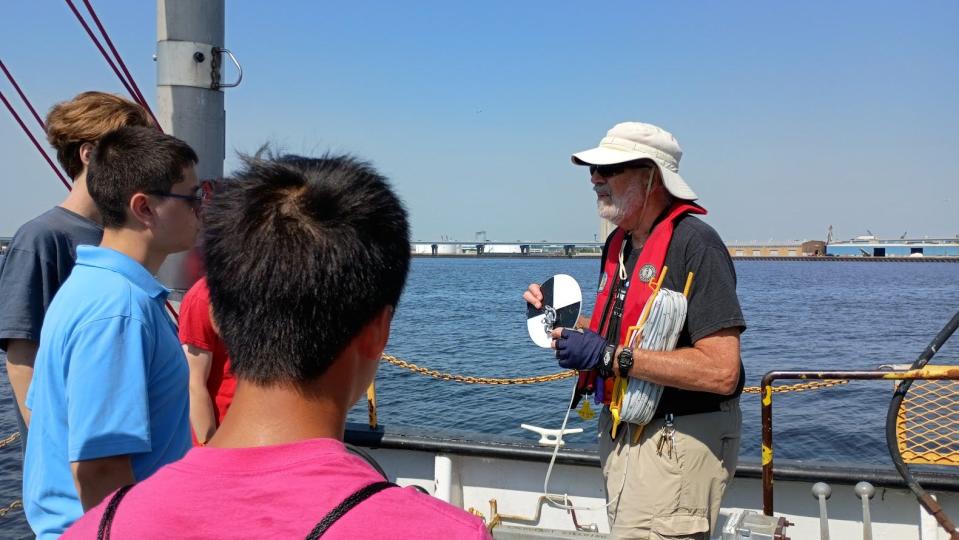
[602,214,746,416]
[0,207,103,354]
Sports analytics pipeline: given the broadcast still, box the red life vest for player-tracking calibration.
[586,201,707,404]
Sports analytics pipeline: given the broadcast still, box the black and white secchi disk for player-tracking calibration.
[526,274,582,348]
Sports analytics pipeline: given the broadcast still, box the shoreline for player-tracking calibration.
[412,253,959,262]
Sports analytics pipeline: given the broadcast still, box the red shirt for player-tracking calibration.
[179,277,235,428]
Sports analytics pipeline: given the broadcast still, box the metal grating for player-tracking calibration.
[898,378,959,466]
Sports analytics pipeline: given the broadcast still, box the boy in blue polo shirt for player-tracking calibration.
[23,126,200,539]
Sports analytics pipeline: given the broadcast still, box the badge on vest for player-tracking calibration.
[638,264,657,283]
[598,272,608,293]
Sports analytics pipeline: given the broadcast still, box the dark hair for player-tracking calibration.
[202,153,410,384]
[87,126,198,227]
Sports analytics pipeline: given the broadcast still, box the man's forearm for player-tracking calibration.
[5,339,39,426]
[189,387,218,444]
[72,455,136,510]
[620,328,742,395]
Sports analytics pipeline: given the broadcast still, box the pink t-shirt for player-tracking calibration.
[65,438,490,539]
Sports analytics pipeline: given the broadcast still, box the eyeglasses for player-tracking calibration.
[146,184,208,212]
[589,162,653,179]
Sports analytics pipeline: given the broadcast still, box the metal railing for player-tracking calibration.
[760,365,959,516]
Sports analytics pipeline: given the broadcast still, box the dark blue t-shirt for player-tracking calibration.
[0,206,103,353]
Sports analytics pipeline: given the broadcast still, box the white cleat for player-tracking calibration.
[520,424,583,447]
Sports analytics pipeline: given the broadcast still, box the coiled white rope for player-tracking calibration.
[619,288,687,425]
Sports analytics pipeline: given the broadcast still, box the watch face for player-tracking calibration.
[617,349,632,377]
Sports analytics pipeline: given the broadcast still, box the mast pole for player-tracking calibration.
[155,0,226,291]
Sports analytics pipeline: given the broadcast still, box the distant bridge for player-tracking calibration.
[411,241,603,256]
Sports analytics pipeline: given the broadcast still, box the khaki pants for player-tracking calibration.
[598,400,741,540]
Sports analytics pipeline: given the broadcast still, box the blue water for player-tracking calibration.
[1,259,958,535]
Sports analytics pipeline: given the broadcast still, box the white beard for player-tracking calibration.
[596,180,646,226]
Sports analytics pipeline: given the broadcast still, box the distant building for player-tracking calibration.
[802,241,826,256]
[726,243,804,258]
[826,238,959,257]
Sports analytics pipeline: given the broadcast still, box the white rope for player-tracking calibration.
[619,288,687,425]
[541,377,629,512]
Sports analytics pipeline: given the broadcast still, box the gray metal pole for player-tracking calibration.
[155,0,226,292]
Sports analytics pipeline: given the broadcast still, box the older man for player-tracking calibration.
[525,122,745,539]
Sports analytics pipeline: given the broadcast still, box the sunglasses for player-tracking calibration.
[147,182,212,213]
[588,162,653,179]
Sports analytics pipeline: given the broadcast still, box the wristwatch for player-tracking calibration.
[599,344,617,378]
[617,347,634,378]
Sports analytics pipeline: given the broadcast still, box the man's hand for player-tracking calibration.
[71,455,135,510]
[551,328,607,371]
[523,283,544,309]
[525,283,591,329]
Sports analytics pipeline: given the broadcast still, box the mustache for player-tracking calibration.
[593,185,611,196]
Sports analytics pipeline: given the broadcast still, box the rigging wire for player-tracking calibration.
[0,89,72,191]
[63,0,161,129]
[0,59,46,131]
[80,0,149,107]
[75,0,160,128]
[63,0,139,103]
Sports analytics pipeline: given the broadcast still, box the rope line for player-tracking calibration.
[381,354,576,385]
[76,0,160,127]
[620,289,686,425]
[0,499,22,519]
[0,432,21,449]
[81,0,148,106]
[0,89,72,190]
[0,59,46,130]
[381,353,848,392]
[64,0,140,105]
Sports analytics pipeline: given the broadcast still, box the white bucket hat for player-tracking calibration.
[571,122,697,200]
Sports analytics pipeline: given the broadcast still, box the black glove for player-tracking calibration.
[555,328,607,371]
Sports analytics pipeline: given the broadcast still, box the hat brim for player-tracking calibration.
[571,147,698,200]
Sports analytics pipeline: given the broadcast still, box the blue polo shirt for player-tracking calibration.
[23,246,190,539]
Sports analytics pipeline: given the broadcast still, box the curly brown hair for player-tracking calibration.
[45,91,153,179]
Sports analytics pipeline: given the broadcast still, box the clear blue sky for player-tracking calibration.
[2,1,957,243]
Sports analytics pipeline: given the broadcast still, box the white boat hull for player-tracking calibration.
[346,423,959,539]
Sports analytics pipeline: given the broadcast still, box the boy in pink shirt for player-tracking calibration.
[66,154,490,539]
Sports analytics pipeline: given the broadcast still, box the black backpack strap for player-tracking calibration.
[304,481,398,540]
[96,484,135,540]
